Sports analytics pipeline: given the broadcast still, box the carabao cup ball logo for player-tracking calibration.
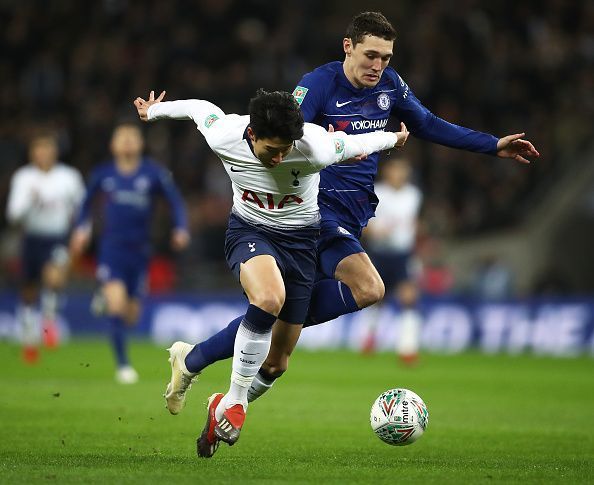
[377,93,390,110]
[370,388,429,446]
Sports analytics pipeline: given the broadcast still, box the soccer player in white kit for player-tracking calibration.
[6,131,85,362]
[365,155,423,363]
[134,89,408,457]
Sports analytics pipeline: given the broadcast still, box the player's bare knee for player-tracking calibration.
[106,298,127,317]
[251,293,285,315]
[352,276,384,308]
[43,264,67,289]
[397,282,418,307]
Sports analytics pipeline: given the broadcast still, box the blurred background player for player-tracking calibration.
[6,131,84,363]
[69,122,189,384]
[364,155,423,363]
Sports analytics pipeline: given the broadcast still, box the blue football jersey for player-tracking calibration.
[76,158,187,255]
[294,61,499,229]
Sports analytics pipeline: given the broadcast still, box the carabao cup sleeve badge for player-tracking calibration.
[292,86,309,105]
[204,114,220,128]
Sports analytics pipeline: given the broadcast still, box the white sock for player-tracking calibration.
[19,305,40,346]
[216,322,271,420]
[41,290,58,320]
[397,309,422,356]
[247,372,275,402]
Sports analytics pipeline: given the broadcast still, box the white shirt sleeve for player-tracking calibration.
[147,100,226,138]
[6,170,32,224]
[301,124,398,169]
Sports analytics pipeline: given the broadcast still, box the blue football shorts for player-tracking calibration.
[225,213,319,324]
[21,234,68,283]
[96,244,149,298]
[315,217,366,280]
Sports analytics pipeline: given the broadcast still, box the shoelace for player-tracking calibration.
[178,374,196,395]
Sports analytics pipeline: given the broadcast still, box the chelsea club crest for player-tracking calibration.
[377,93,390,110]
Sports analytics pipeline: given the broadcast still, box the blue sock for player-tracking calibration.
[184,316,243,373]
[108,316,128,367]
[304,279,359,327]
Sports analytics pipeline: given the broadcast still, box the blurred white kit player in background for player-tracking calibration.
[6,131,85,363]
[364,155,423,363]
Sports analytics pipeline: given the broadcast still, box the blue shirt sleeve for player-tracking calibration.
[293,71,327,123]
[74,168,102,228]
[153,166,188,231]
[391,74,499,155]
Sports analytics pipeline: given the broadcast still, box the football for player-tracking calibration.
[370,388,429,446]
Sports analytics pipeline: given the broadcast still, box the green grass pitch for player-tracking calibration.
[0,340,593,484]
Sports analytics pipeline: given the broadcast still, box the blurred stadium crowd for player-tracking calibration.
[0,0,592,291]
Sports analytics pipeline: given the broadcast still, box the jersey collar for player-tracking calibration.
[243,125,257,158]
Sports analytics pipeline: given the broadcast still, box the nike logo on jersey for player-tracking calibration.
[240,350,259,356]
[335,100,353,108]
[230,166,246,172]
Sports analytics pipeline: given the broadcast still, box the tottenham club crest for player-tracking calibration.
[291,169,300,187]
[377,93,391,111]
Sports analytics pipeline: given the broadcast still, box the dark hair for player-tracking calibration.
[248,89,304,141]
[346,12,397,46]
[29,128,59,145]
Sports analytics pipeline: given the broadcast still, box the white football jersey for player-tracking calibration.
[148,99,397,228]
[6,163,85,236]
[370,182,422,252]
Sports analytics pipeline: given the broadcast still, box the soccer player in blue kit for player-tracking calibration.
[295,11,538,331]
[70,123,189,383]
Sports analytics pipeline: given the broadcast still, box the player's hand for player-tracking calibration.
[134,90,166,122]
[69,227,90,259]
[395,122,409,148]
[496,133,540,164]
[171,228,190,251]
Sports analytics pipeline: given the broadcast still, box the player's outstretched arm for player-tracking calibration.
[328,122,409,162]
[134,90,166,121]
[496,133,540,164]
[338,122,409,162]
[134,91,226,141]
[306,122,408,169]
